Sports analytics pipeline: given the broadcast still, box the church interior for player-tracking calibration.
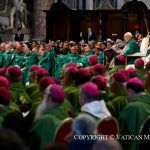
[0,1,150,150]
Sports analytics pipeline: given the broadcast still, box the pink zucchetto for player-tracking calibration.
[65,62,77,68]
[0,87,11,105]
[49,84,65,103]
[29,65,41,73]
[116,55,125,63]
[127,77,143,86]
[0,67,7,76]
[6,66,22,81]
[51,77,61,85]
[134,58,144,66]
[92,75,107,91]
[78,68,91,77]
[117,69,130,81]
[93,64,106,72]
[88,55,98,65]
[0,76,9,89]
[113,72,127,83]
[35,68,49,80]
[39,77,55,92]
[65,66,78,74]
[81,82,99,97]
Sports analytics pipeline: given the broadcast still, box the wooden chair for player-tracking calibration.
[125,36,149,69]
[54,117,73,144]
[109,36,149,69]
[96,116,119,136]
[137,115,150,150]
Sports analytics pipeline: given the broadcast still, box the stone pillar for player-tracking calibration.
[86,0,93,10]
[117,0,124,9]
[32,0,54,40]
[79,0,83,9]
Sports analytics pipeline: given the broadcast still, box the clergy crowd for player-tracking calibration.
[0,31,150,150]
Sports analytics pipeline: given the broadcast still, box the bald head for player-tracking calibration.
[124,32,133,42]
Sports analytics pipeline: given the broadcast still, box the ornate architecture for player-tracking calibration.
[32,0,54,40]
[0,0,150,41]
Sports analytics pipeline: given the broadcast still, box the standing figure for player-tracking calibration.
[121,32,140,64]
[87,27,95,42]
[14,26,24,41]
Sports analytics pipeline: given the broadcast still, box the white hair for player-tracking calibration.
[72,114,97,135]
[124,32,133,38]
[34,100,47,121]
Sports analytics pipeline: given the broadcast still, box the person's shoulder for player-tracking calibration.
[130,39,138,44]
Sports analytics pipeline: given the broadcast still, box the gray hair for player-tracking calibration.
[124,32,133,38]
[93,138,122,150]
[72,114,97,135]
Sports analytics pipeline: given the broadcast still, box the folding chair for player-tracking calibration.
[125,36,149,69]
[96,116,119,136]
[54,117,73,144]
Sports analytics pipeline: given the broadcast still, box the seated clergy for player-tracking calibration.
[79,82,111,121]
[30,84,68,150]
[68,114,97,150]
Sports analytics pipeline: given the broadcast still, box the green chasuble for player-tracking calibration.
[68,86,81,114]
[64,53,81,64]
[3,50,15,66]
[55,54,66,79]
[97,52,105,64]
[27,84,42,105]
[0,50,5,68]
[136,68,145,80]
[98,91,109,103]
[106,95,128,119]
[9,82,31,107]
[147,48,150,55]
[121,39,140,64]
[109,65,125,75]
[26,99,73,130]
[107,92,123,102]
[24,51,38,70]
[22,52,38,85]
[64,83,79,114]
[78,51,93,68]
[30,104,68,150]
[14,51,26,69]
[25,83,39,102]
[38,51,51,71]
[25,82,41,130]
[0,103,20,125]
[119,94,150,150]
[49,48,56,76]
[62,99,74,117]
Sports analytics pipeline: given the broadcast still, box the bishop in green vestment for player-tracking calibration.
[119,77,150,150]
[121,32,140,64]
[30,84,68,150]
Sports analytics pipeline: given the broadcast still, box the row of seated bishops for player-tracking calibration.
[0,31,149,85]
[0,32,150,150]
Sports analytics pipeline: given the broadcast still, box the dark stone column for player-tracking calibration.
[32,0,53,40]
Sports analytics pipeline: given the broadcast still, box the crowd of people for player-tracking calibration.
[0,31,150,150]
